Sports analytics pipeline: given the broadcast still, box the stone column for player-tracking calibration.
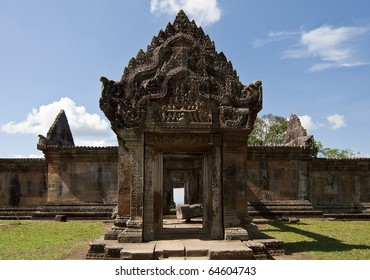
[209,141,224,240]
[116,130,145,243]
[223,132,257,240]
[46,159,61,203]
[298,161,309,200]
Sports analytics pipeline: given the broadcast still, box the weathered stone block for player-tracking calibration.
[224,227,250,241]
[120,242,156,260]
[155,240,185,259]
[209,241,253,260]
[118,228,142,243]
[176,204,203,220]
[55,214,67,222]
[104,244,124,259]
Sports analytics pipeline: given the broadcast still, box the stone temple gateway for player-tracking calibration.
[99,10,263,243]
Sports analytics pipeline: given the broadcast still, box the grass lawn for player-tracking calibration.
[0,219,369,260]
[259,219,370,260]
[0,220,107,260]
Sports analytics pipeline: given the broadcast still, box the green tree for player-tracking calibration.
[248,114,288,145]
[313,141,359,158]
[248,114,359,159]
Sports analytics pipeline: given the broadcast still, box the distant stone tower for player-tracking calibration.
[284,114,314,148]
[37,110,75,150]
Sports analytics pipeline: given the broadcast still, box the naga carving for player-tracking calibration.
[100,10,262,132]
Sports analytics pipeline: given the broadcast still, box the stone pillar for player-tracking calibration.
[298,161,309,200]
[209,141,224,240]
[116,139,130,218]
[116,130,145,243]
[223,132,256,240]
[46,159,61,203]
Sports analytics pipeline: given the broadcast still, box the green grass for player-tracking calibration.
[1,219,369,260]
[259,219,370,260]
[0,220,107,260]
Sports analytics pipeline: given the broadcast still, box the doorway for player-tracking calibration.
[143,139,223,241]
[158,153,208,239]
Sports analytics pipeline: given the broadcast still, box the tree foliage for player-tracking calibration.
[248,114,288,146]
[313,141,359,159]
[248,113,359,158]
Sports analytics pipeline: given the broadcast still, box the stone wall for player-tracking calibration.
[246,146,370,213]
[309,158,370,212]
[42,147,118,204]
[0,159,47,207]
[1,146,369,214]
[246,146,311,202]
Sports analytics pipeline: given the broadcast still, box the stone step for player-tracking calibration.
[120,242,157,260]
[247,200,323,218]
[31,203,116,220]
[155,240,185,259]
[315,204,368,213]
[0,207,38,220]
[86,238,284,260]
[36,204,116,212]
[0,204,116,220]
[0,216,32,220]
[248,200,313,205]
[249,210,323,218]
[0,211,34,216]
[323,213,370,220]
[0,207,39,211]
[32,211,113,220]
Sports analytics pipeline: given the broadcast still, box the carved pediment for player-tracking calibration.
[100,10,262,131]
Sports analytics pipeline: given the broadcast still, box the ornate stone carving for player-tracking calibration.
[100,10,262,132]
[145,133,222,146]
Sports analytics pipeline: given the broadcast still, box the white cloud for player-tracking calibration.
[327,114,347,129]
[1,97,116,146]
[282,25,369,72]
[298,114,347,131]
[253,31,298,48]
[150,0,221,26]
[298,115,320,130]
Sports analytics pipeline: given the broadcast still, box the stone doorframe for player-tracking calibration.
[143,132,224,241]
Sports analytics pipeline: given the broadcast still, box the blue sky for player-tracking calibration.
[1,0,370,158]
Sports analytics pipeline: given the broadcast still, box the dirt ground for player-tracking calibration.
[63,243,92,260]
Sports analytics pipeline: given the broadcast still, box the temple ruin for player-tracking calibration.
[0,10,369,260]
